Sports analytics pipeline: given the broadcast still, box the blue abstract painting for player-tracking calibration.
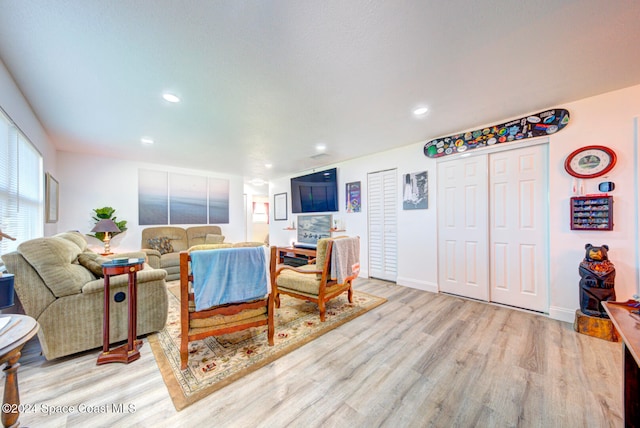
[170,173,207,224]
[139,169,168,225]
[138,169,230,225]
[209,177,230,224]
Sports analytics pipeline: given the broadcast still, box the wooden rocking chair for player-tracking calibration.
[179,244,274,370]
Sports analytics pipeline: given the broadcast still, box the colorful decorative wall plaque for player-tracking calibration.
[423,108,570,158]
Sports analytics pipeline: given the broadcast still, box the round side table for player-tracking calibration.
[0,314,38,428]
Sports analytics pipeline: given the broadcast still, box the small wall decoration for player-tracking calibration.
[424,108,570,158]
[564,145,617,179]
[570,196,613,230]
[274,193,287,221]
[346,182,361,213]
[45,172,59,223]
[403,171,428,210]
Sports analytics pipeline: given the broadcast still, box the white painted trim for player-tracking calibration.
[548,306,576,323]
[396,276,438,293]
[634,116,639,296]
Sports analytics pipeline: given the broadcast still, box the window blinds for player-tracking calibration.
[0,108,43,256]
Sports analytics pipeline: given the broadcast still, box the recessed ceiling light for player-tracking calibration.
[315,143,327,152]
[141,137,154,145]
[265,163,273,169]
[162,93,181,103]
[413,106,429,116]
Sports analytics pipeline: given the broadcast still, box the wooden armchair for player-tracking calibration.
[179,244,274,370]
[271,236,360,321]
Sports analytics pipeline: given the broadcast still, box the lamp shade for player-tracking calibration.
[91,219,121,233]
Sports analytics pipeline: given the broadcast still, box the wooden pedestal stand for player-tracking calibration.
[573,309,619,342]
[97,259,144,365]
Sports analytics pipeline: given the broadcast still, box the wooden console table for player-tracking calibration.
[97,258,144,365]
[276,247,316,264]
[0,314,38,428]
[602,301,640,427]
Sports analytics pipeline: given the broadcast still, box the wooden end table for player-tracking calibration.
[0,314,38,428]
[97,258,145,365]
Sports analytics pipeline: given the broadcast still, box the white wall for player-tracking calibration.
[57,151,246,253]
[270,83,640,322]
[548,85,640,321]
[0,59,58,237]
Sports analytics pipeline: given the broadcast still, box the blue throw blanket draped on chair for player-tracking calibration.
[191,247,268,311]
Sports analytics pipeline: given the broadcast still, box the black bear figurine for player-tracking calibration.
[579,243,616,318]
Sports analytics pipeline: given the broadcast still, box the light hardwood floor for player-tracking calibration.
[12,279,622,427]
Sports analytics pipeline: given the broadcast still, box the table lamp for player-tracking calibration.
[91,219,120,255]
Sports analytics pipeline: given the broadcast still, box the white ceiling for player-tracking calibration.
[1,1,640,183]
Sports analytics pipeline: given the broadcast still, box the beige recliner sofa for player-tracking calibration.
[1,231,168,360]
[141,226,224,281]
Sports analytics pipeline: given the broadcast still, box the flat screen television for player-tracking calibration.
[290,168,338,213]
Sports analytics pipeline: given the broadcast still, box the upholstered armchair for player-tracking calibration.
[271,236,360,321]
[1,232,168,359]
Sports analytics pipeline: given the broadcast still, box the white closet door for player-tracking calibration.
[489,144,548,312]
[368,169,397,281]
[437,155,489,300]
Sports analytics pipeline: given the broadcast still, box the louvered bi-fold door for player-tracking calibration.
[368,169,397,282]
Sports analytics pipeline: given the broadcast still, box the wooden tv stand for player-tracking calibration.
[277,247,316,265]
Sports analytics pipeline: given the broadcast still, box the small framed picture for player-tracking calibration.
[403,171,428,210]
[274,192,288,221]
[346,181,361,213]
[45,172,59,223]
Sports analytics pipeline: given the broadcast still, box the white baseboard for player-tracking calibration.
[377,278,577,323]
[548,305,576,323]
[396,277,438,293]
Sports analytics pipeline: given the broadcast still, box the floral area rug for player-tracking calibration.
[148,283,386,410]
